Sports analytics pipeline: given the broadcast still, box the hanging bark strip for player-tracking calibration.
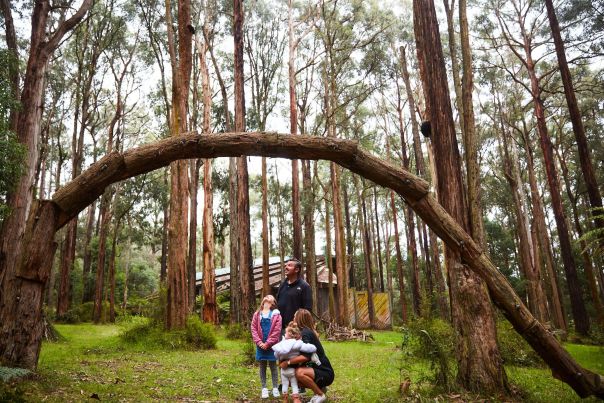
[4,132,604,398]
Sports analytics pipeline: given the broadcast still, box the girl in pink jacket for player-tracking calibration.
[251,294,282,399]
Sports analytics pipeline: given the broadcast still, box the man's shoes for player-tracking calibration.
[261,388,269,399]
[272,387,280,397]
[310,394,327,403]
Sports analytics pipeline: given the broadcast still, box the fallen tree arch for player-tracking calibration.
[3,132,603,397]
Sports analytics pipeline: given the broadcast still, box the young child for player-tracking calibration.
[251,295,282,399]
[272,322,320,402]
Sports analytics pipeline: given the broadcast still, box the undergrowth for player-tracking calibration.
[120,315,216,350]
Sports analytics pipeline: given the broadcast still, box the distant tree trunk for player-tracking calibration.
[108,217,121,323]
[372,188,385,293]
[188,159,201,312]
[395,88,421,316]
[383,214,394,311]
[198,26,217,323]
[82,201,96,302]
[275,164,286,280]
[261,157,270,296]
[289,0,304,262]
[387,140,408,323]
[557,148,604,326]
[442,0,463,127]
[302,160,318,313]
[206,18,238,323]
[57,220,76,316]
[93,192,111,323]
[521,35,589,336]
[165,0,193,329]
[343,184,356,289]
[498,104,548,323]
[229,157,240,323]
[356,177,376,328]
[234,0,254,323]
[122,220,132,309]
[544,0,604,253]
[324,197,336,320]
[160,169,169,283]
[459,0,485,246]
[521,128,567,331]
[414,0,508,393]
[202,156,217,323]
[325,76,349,326]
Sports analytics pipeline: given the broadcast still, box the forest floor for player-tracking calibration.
[1,323,603,402]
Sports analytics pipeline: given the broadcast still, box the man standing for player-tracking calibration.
[277,258,312,331]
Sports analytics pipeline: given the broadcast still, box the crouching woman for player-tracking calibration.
[279,308,334,403]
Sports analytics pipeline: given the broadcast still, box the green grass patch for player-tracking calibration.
[3,323,603,402]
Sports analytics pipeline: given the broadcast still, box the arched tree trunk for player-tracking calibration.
[2,133,604,399]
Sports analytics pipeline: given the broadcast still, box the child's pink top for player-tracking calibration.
[250,309,282,348]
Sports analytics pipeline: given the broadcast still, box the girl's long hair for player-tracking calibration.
[256,294,277,312]
[293,309,318,337]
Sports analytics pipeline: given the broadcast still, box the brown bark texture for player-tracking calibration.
[233,0,254,323]
[413,0,508,393]
[390,192,408,323]
[521,130,567,331]
[0,0,92,368]
[523,46,589,336]
[498,105,548,323]
[544,0,604,252]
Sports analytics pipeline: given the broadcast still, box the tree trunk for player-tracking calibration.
[544,0,604,253]
[188,159,201,312]
[56,220,76,316]
[165,0,193,329]
[331,163,349,325]
[442,0,463,128]
[459,0,485,246]
[356,177,376,328]
[390,191,408,323]
[160,169,169,283]
[0,0,92,367]
[498,107,548,323]
[302,160,318,313]
[229,157,240,323]
[82,201,96,302]
[234,0,254,323]
[372,188,385,293]
[399,45,448,319]
[288,0,303,265]
[108,219,120,323]
[122,222,132,309]
[521,129,567,331]
[521,39,589,335]
[93,192,111,323]
[395,94,421,316]
[343,184,356,289]
[324,197,336,320]
[557,148,604,326]
[413,0,508,393]
[202,158,217,323]
[261,157,270,296]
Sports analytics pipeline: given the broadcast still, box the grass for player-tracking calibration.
[1,323,603,402]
